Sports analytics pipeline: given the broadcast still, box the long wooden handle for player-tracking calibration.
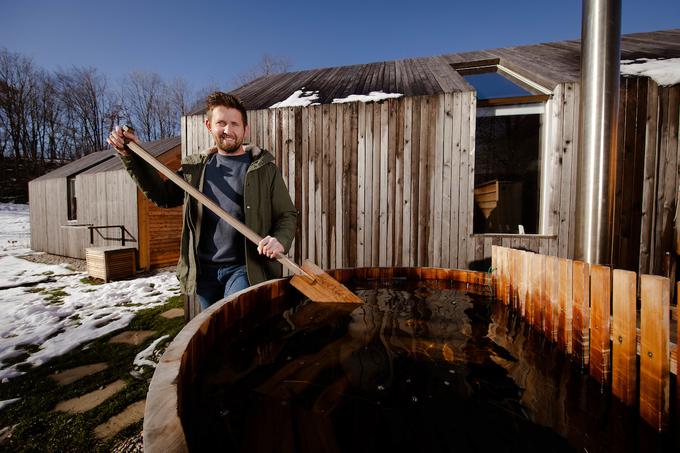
[124,139,305,277]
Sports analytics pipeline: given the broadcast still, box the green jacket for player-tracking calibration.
[120,144,298,295]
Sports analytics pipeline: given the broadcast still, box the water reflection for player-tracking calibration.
[186,280,677,453]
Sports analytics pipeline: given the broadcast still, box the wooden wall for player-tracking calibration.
[137,150,183,270]
[636,81,680,279]
[182,89,583,271]
[181,78,677,277]
[29,148,183,267]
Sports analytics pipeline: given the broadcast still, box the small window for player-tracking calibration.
[454,62,551,235]
[67,176,77,221]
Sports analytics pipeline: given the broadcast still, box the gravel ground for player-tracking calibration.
[18,252,87,271]
[18,253,177,277]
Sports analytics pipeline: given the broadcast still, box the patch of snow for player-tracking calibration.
[620,58,680,87]
[0,398,20,411]
[0,203,31,255]
[270,89,320,108]
[332,91,403,104]
[131,334,169,378]
[0,205,181,381]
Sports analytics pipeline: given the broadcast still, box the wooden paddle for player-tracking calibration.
[121,127,362,304]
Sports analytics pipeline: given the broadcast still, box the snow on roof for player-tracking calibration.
[332,91,404,104]
[620,57,680,86]
[269,89,320,108]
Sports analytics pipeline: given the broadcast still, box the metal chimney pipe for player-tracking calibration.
[574,0,621,264]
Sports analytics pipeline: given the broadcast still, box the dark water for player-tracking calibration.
[185,279,678,453]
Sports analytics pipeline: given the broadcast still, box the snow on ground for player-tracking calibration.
[0,203,181,381]
[131,334,169,378]
[0,203,31,255]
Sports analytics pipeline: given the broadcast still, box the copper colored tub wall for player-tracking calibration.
[143,267,490,453]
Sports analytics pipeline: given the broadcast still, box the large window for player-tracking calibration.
[454,61,551,235]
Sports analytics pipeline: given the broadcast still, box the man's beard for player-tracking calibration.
[215,132,243,153]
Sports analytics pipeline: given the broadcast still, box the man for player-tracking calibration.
[107,92,297,310]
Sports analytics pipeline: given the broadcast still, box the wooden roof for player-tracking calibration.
[189,28,680,113]
[33,136,180,181]
[32,149,117,182]
[81,136,180,174]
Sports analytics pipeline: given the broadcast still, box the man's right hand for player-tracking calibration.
[107,126,140,157]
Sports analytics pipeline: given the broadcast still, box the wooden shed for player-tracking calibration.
[29,136,182,271]
[182,29,680,279]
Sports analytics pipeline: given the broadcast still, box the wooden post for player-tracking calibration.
[520,251,530,318]
[510,248,519,308]
[546,256,559,342]
[502,247,510,305]
[572,260,590,368]
[612,269,637,406]
[590,264,612,386]
[492,245,499,300]
[558,258,573,353]
[639,274,670,431]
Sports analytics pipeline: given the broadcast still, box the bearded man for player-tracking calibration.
[108,92,297,310]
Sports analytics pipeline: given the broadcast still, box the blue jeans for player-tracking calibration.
[196,263,249,310]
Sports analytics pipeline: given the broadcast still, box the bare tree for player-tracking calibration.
[56,67,118,158]
[231,53,292,89]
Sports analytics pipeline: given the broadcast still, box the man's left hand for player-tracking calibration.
[258,236,284,259]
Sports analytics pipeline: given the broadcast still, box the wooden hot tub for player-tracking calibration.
[143,267,489,452]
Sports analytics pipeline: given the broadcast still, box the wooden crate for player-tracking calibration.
[85,246,136,282]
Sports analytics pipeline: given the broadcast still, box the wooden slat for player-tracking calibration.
[417,97,430,266]
[638,79,659,275]
[394,98,405,266]
[612,269,637,406]
[441,93,453,267]
[558,258,573,353]
[363,103,374,266]
[639,274,670,431]
[372,102,381,266]
[335,104,343,268]
[379,101,389,266]
[572,260,590,368]
[432,93,445,266]
[356,103,366,267]
[387,99,398,266]
[461,93,473,268]
[545,255,559,341]
[590,264,612,385]
[402,97,413,266]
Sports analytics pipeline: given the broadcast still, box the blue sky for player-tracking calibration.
[1,0,678,92]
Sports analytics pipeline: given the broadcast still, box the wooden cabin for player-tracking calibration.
[29,137,182,271]
[181,29,680,280]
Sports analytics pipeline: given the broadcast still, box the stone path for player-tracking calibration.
[160,308,183,319]
[45,310,181,448]
[94,400,146,440]
[109,330,156,346]
[54,379,126,413]
[50,363,109,386]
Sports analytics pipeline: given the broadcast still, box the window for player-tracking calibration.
[454,61,551,234]
[67,175,77,221]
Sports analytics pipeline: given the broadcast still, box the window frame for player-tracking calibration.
[454,61,555,236]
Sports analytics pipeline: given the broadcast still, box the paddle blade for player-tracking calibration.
[289,260,363,303]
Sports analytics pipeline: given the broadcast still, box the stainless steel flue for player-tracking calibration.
[574,0,621,264]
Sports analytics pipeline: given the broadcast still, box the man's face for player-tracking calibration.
[205,106,249,154]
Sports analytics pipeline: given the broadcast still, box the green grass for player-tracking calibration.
[79,277,104,286]
[0,295,184,452]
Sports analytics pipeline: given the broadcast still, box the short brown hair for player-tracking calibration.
[205,92,248,126]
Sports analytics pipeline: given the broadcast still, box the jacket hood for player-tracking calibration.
[199,143,266,159]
